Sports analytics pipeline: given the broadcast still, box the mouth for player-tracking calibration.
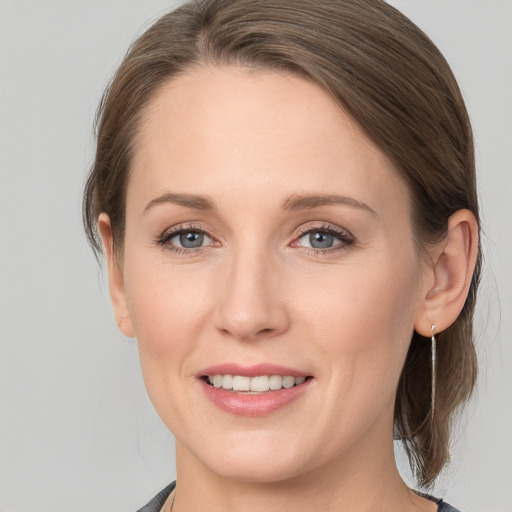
[201,374,312,393]
[197,365,314,416]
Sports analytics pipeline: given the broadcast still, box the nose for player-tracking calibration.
[213,247,290,341]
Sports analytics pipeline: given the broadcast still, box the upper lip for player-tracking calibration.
[197,363,311,378]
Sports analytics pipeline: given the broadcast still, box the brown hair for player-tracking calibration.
[83,0,480,488]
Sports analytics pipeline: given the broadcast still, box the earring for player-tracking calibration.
[430,324,437,422]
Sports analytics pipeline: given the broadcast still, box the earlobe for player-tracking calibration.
[415,209,478,337]
[98,213,135,338]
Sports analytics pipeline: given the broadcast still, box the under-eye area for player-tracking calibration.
[202,375,314,392]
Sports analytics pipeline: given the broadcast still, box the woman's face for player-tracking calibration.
[114,66,431,482]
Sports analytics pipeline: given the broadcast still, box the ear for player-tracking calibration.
[414,209,479,337]
[98,213,135,338]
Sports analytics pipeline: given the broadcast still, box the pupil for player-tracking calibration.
[310,231,334,249]
[180,231,204,248]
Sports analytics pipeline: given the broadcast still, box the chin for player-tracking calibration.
[182,428,315,483]
[207,454,310,484]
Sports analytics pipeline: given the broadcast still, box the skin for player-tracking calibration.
[99,66,478,512]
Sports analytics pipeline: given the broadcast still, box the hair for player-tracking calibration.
[83,0,481,488]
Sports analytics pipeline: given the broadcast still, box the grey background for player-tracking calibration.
[0,1,510,511]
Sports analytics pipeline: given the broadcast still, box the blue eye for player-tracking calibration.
[172,230,208,249]
[295,226,354,252]
[159,227,213,251]
[304,231,338,249]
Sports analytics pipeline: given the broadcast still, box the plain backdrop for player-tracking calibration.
[0,1,511,511]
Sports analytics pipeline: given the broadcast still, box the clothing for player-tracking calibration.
[136,481,176,512]
[136,481,461,512]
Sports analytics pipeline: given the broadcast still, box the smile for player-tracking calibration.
[205,374,308,392]
[199,368,314,416]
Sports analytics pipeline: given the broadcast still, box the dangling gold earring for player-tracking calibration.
[430,324,437,423]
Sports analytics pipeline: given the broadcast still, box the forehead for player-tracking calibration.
[129,65,408,215]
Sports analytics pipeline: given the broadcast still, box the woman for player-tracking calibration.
[83,1,480,510]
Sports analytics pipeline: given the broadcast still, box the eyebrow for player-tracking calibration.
[143,192,216,214]
[142,192,376,216]
[282,194,377,215]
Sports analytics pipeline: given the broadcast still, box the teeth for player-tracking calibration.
[233,375,251,391]
[221,375,234,390]
[250,376,269,392]
[269,375,283,390]
[207,374,308,392]
[283,376,295,389]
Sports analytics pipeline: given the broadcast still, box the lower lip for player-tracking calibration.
[199,378,313,417]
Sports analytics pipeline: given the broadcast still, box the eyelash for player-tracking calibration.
[155,222,355,256]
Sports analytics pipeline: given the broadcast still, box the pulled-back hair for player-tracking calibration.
[83,0,480,488]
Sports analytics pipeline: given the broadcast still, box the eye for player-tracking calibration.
[299,230,340,249]
[157,225,215,252]
[293,224,354,253]
[170,230,211,249]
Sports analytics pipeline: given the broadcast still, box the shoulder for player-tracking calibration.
[413,490,462,512]
[136,481,176,512]
[437,500,462,512]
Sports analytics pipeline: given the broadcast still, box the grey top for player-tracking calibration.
[136,481,461,511]
[137,482,176,512]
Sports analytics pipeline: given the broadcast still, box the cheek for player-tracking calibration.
[294,253,421,387]
[300,253,417,323]
[121,249,214,390]
[123,245,211,342]
[281,254,422,457]
[121,256,216,431]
